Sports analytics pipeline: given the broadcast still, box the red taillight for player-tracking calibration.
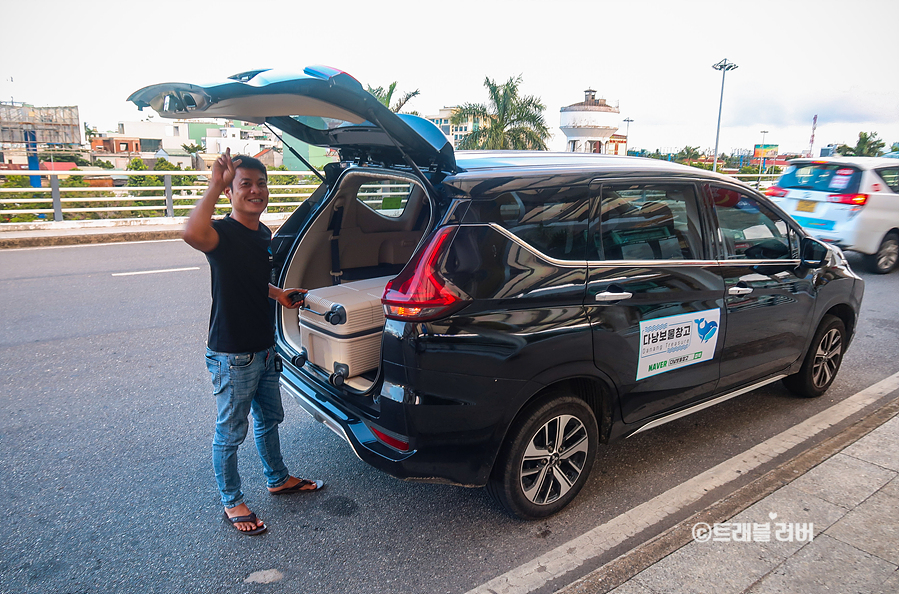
[827,193,868,205]
[381,227,470,322]
[766,186,788,197]
[370,426,409,452]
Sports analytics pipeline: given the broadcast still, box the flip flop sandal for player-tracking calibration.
[223,511,267,535]
[270,478,325,495]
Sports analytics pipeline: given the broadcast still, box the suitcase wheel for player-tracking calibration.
[329,363,349,387]
[325,304,347,326]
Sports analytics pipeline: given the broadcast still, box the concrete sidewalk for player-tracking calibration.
[561,399,899,594]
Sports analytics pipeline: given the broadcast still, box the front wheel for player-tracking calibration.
[783,315,845,398]
[487,395,598,519]
[865,232,898,274]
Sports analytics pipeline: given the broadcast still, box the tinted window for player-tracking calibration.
[708,186,798,260]
[876,168,899,192]
[597,183,703,260]
[777,163,862,194]
[465,186,590,260]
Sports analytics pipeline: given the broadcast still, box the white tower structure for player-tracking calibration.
[560,89,621,153]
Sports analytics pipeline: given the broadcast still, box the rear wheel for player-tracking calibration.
[783,315,845,398]
[865,232,899,274]
[487,395,598,519]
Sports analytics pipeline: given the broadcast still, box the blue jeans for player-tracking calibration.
[205,346,289,509]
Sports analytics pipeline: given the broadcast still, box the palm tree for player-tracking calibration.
[451,75,550,151]
[835,132,885,157]
[366,82,420,114]
[677,146,701,163]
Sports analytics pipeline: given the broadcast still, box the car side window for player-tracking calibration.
[875,168,899,193]
[465,186,590,260]
[707,186,798,260]
[597,183,703,260]
[356,180,417,218]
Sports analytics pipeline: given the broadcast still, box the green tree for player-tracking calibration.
[451,75,550,151]
[1,175,40,222]
[181,142,204,154]
[94,159,115,169]
[126,158,161,210]
[84,122,97,142]
[366,82,420,113]
[676,146,701,163]
[153,157,193,187]
[835,132,886,157]
[891,142,899,153]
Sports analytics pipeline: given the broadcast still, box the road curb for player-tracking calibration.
[0,221,285,249]
[557,392,899,594]
[0,229,185,249]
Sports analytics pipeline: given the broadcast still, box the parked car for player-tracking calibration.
[766,157,899,273]
[130,67,864,519]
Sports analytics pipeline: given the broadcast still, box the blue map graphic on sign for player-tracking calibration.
[695,318,718,343]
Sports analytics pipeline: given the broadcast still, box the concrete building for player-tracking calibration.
[560,90,626,154]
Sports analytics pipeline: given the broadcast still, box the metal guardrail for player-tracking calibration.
[1,169,779,224]
[0,170,411,223]
[730,173,781,190]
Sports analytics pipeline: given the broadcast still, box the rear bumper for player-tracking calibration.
[278,363,528,487]
[792,216,883,255]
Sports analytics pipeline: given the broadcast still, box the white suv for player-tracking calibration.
[767,157,899,273]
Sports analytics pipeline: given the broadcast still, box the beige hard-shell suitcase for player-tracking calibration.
[298,276,392,383]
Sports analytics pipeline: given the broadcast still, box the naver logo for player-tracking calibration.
[648,361,668,372]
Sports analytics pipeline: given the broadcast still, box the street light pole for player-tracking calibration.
[623,117,633,155]
[712,58,738,173]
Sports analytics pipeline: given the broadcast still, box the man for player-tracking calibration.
[184,148,323,536]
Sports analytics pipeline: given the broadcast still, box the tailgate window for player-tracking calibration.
[778,163,862,194]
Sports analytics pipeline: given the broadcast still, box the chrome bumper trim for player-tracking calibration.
[279,378,364,461]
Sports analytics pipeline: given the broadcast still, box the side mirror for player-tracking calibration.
[800,237,828,268]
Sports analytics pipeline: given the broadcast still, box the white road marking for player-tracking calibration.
[467,370,899,594]
[111,267,200,277]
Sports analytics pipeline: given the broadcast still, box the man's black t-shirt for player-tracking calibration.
[205,215,274,353]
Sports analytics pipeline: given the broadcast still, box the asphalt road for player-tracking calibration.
[0,240,897,594]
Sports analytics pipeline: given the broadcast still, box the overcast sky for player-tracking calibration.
[3,0,897,155]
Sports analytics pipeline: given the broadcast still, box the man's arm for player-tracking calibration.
[183,148,239,253]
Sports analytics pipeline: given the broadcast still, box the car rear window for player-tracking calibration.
[777,163,862,194]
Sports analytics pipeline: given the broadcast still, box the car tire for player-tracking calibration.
[487,394,598,519]
[783,314,845,398]
[865,232,899,274]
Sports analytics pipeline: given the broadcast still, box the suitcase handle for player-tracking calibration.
[301,303,347,326]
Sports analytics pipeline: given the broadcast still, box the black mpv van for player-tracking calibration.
[131,67,864,518]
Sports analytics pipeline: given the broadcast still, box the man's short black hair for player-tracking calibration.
[230,154,267,183]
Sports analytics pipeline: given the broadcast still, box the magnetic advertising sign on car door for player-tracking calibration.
[637,308,721,380]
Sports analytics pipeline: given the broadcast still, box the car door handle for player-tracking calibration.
[728,286,753,295]
[595,291,633,302]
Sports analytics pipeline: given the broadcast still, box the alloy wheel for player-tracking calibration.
[519,414,590,505]
[812,328,842,389]
[876,237,898,272]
